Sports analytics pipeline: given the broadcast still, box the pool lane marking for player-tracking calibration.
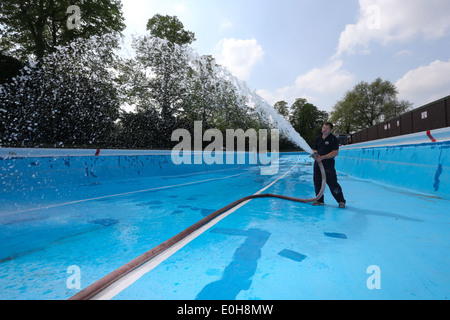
[8,172,250,215]
[90,157,301,300]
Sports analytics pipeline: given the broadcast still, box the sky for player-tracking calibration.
[120,0,450,114]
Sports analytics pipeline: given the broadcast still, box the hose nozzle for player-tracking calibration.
[310,152,319,159]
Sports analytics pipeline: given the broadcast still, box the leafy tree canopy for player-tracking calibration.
[330,77,412,133]
[288,98,328,146]
[0,0,125,60]
[146,14,196,45]
[274,100,289,120]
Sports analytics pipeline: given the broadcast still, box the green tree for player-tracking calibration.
[130,34,191,148]
[128,15,196,121]
[146,14,196,45]
[117,108,163,149]
[0,34,120,147]
[329,98,356,134]
[331,77,412,133]
[289,98,328,146]
[116,15,196,149]
[0,0,125,60]
[0,52,23,84]
[274,100,289,120]
[182,55,257,133]
[117,14,269,150]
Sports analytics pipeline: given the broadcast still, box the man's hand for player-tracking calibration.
[310,151,320,161]
[317,150,338,162]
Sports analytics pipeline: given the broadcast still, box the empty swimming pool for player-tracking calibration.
[0,140,449,300]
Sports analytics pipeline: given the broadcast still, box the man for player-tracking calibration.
[312,122,346,208]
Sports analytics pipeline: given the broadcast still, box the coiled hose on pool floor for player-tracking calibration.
[69,157,326,300]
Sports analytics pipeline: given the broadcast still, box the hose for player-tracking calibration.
[69,157,326,300]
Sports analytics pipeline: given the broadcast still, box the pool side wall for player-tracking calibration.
[337,139,449,199]
[0,151,261,192]
[2,128,449,199]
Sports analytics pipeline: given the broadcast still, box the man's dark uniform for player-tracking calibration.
[313,134,346,204]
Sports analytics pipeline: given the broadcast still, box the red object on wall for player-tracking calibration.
[426,130,436,142]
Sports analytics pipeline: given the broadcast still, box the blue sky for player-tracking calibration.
[121,0,450,113]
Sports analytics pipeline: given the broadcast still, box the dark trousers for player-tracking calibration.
[314,161,346,204]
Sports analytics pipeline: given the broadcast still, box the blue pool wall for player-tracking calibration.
[1,127,449,198]
[0,150,262,193]
[337,129,450,199]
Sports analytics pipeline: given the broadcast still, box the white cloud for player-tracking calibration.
[219,19,233,32]
[256,88,317,108]
[174,3,188,13]
[336,0,450,56]
[294,60,356,94]
[214,38,264,80]
[255,89,280,106]
[396,59,450,106]
[256,59,356,111]
[394,50,414,58]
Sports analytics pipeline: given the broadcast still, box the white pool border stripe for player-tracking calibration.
[91,157,301,300]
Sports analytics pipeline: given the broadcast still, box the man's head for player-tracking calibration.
[322,122,334,136]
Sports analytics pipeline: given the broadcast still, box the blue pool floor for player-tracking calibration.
[0,155,449,299]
